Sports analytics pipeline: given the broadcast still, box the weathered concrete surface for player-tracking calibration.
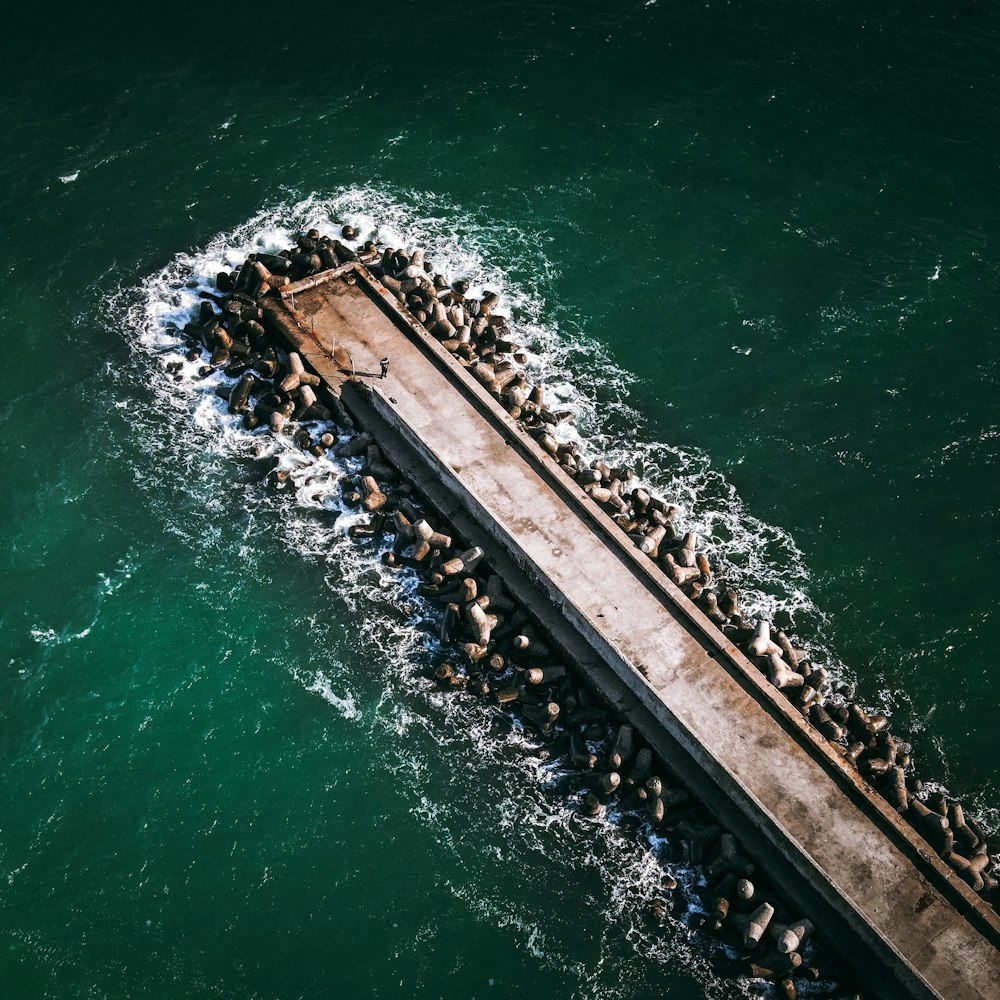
[261,265,1000,1000]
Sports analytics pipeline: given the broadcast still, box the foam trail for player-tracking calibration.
[28,554,137,648]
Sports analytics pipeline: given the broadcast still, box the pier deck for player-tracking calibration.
[261,264,1000,1000]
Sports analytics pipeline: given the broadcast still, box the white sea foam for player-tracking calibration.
[302,668,360,720]
[29,555,137,648]
[30,625,91,646]
[59,172,79,184]
[98,555,136,596]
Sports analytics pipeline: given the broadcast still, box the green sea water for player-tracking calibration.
[1,3,998,998]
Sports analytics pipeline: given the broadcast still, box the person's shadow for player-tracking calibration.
[332,345,385,378]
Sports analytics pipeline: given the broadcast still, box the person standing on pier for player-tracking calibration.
[380,357,389,379]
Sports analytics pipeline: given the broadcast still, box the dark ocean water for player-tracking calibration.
[1,3,998,998]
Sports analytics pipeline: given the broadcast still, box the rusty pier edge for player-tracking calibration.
[260,262,1000,1000]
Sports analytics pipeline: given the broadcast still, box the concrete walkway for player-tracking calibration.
[262,266,999,1000]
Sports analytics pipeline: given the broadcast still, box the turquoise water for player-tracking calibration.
[2,3,998,998]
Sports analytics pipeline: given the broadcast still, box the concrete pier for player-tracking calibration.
[261,263,1000,1000]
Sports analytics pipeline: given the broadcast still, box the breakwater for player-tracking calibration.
[161,222,998,1000]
